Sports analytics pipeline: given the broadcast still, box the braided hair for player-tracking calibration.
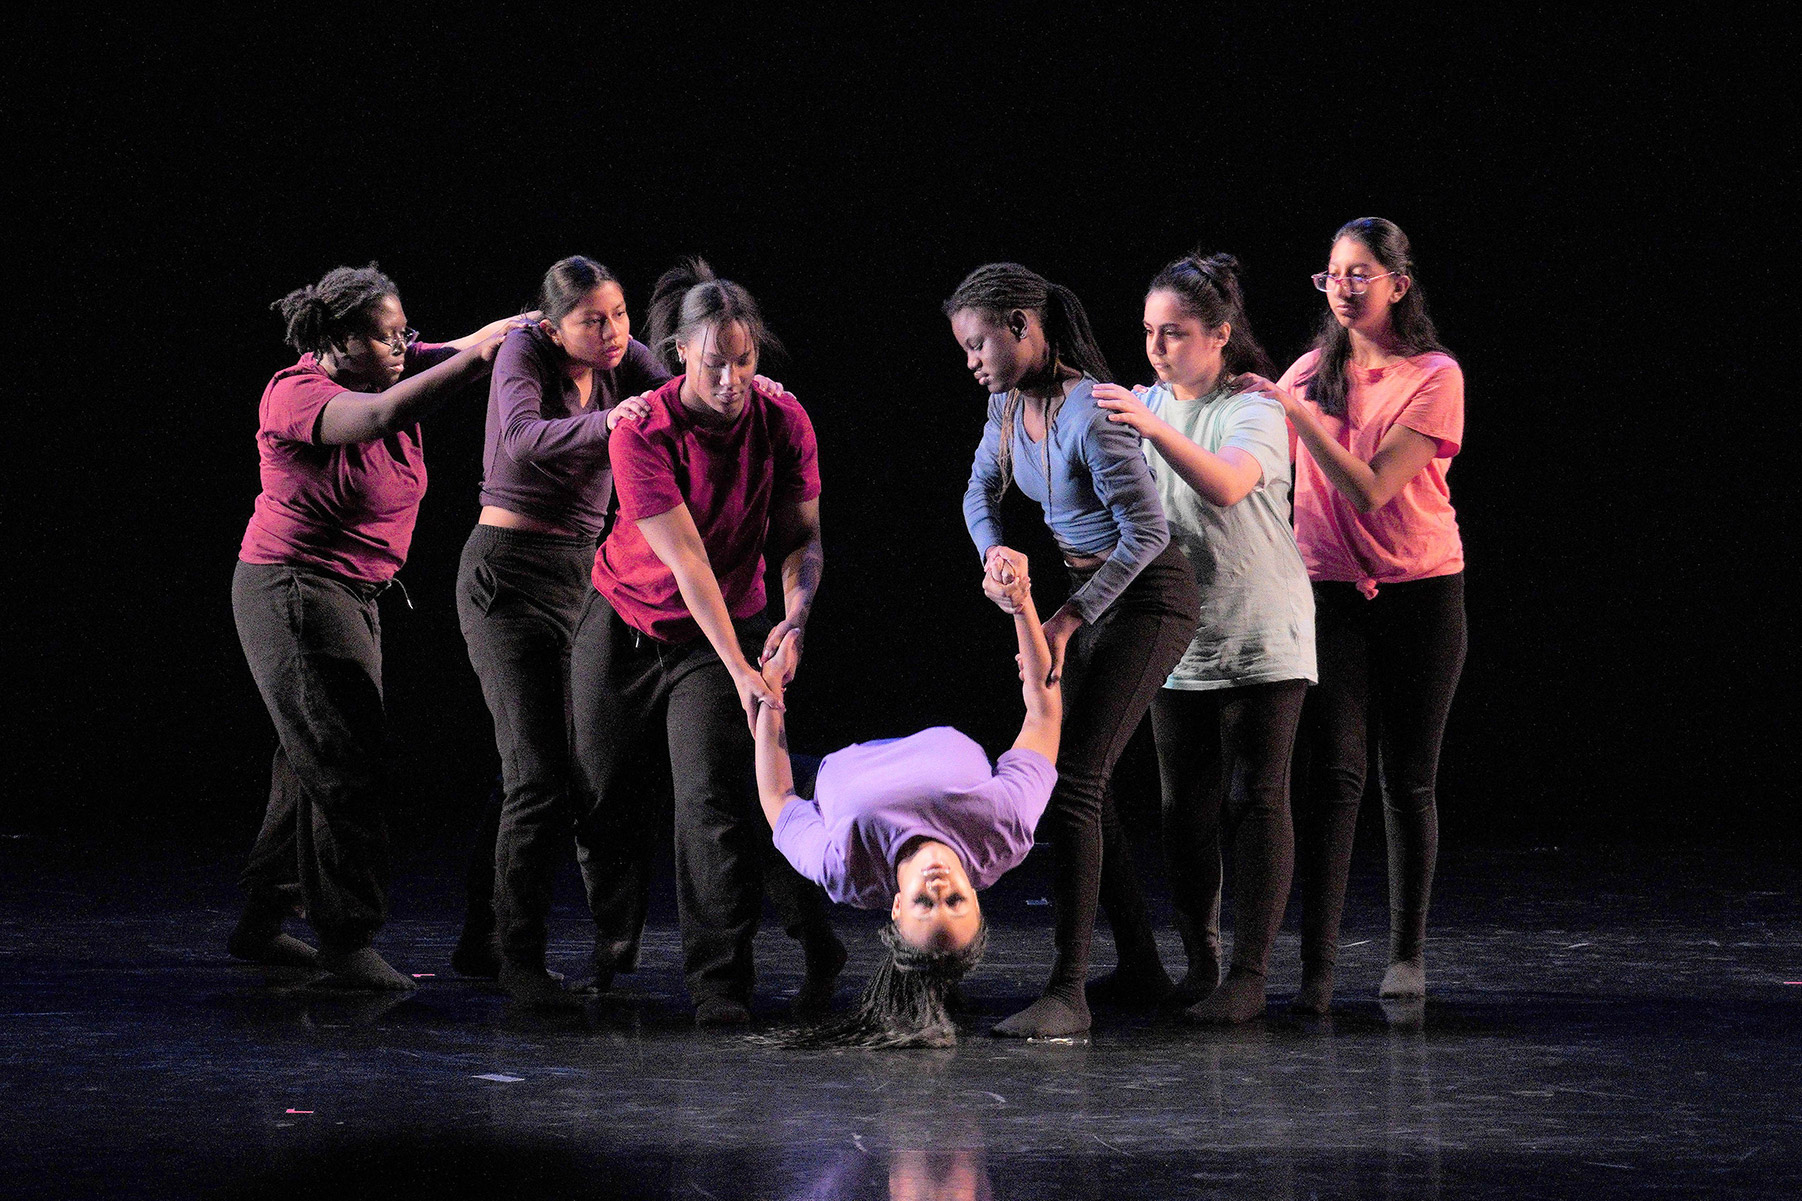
[944,263,1111,491]
[270,263,398,356]
[644,256,783,373]
[780,919,990,1049]
[1299,218,1454,417]
[1146,250,1276,386]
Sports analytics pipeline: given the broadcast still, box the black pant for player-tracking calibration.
[232,560,393,952]
[1294,574,1466,968]
[568,591,832,1005]
[1043,542,1200,1000]
[1151,679,1307,981]
[455,524,597,969]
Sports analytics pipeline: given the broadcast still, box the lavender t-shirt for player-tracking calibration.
[477,326,671,536]
[771,726,1056,908]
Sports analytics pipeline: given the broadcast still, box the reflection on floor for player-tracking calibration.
[2,837,1797,1198]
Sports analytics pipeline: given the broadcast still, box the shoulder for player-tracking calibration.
[266,355,339,402]
[1406,352,1462,383]
[613,379,685,448]
[494,325,550,371]
[758,385,816,436]
[1278,350,1321,388]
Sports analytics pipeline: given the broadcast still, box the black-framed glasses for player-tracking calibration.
[1311,271,1401,295]
[372,327,420,355]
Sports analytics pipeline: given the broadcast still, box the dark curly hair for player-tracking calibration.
[270,262,398,356]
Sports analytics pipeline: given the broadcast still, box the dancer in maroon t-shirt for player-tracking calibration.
[231,263,524,991]
[568,258,842,1026]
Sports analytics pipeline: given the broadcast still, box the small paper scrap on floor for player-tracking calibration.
[474,1074,524,1083]
[1025,898,1050,906]
[285,1109,312,1114]
[411,973,435,978]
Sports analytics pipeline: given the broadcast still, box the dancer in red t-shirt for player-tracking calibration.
[232,263,525,990]
[568,259,842,1026]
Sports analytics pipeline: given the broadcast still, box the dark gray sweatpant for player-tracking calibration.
[232,559,393,951]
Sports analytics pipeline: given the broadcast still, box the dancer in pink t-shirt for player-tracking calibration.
[1271,218,1468,1013]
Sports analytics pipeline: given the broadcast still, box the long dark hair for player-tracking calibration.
[780,920,990,1049]
[1146,250,1275,385]
[945,263,1112,490]
[1298,217,1453,417]
[536,255,618,324]
[271,262,398,356]
[644,256,783,373]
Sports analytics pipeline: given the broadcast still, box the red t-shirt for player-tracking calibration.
[593,376,820,642]
[238,343,456,582]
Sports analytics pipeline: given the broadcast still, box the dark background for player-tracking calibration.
[7,8,1793,854]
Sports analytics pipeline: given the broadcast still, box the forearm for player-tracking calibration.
[318,345,493,444]
[666,551,757,675]
[1143,421,1260,507]
[1289,405,1383,511]
[754,695,800,829]
[445,315,521,351]
[776,533,823,627]
[1011,591,1063,759]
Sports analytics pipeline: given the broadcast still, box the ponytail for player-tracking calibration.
[644,255,782,373]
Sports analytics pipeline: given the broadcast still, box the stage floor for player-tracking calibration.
[2,835,1797,1199]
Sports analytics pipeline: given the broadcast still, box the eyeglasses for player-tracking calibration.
[1311,271,1401,295]
[370,327,420,355]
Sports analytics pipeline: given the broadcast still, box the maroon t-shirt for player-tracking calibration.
[593,376,820,643]
[238,342,457,582]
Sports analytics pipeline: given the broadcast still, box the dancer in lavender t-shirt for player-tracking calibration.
[753,563,1061,1046]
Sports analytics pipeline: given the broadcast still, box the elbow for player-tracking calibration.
[1348,486,1391,515]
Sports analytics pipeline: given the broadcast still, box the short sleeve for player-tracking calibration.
[263,371,346,446]
[609,419,685,521]
[983,748,1057,843]
[1220,393,1290,490]
[769,393,822,507]
[1396,359,1464,457]
[771,799,845,897]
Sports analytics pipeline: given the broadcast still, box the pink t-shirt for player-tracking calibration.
[593,377,820,643]
[238,343,456,583]
[1279,350,1465,593]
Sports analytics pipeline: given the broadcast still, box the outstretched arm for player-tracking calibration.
[1002,566,1062,763]
[634,503,781,728]
[753,631,803,830]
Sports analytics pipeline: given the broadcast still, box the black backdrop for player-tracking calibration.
[8,8,1792,848]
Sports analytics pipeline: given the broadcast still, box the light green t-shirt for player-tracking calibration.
[1143,381,1317,689]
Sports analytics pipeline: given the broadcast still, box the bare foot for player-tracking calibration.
[1379,957,1426,998]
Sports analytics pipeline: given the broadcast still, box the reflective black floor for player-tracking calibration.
[2,835,1798,1198]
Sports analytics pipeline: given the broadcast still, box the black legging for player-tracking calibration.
[1040,542,1199,1006]
[1151,678,1307,984]
[1294,574,1466,972]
